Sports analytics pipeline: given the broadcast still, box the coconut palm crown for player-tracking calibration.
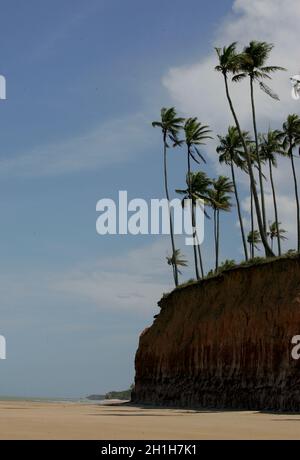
[152,107,185,287]
[233,40,286,100]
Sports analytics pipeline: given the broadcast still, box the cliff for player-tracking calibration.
[133,256,300,411]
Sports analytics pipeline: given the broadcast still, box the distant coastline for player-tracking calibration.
[0,388,132,404]
[86,385,133,401]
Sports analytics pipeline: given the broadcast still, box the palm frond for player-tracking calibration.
[232,73,247,83]
[194,147,207,163]
[260,65,286,73]
[259,81,280,100]
[189,151,200,164]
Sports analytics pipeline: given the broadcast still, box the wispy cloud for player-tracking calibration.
[53,238,173,313]
[0,113,150,176]
[0,239,174,320]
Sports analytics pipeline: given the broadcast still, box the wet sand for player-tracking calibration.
[0,400,299,439]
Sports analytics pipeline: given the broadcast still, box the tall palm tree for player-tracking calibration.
[247,230,261,256]
[215,43,274,257]
[239,142,257,259]
[166,249,188,284]
[176,171,212,278]
[217,126,249,260]
[183,118,212,279]
[233,41,286,235]
[281,114,300,252]
[152,107,185,286]
[207,176,233,272]
[259,129,285,255]
[267,221,287,252]
[250,184,254,257]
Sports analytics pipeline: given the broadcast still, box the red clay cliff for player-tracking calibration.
[133,256,300,410]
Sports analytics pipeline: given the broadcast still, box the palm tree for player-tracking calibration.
[281,114,300,252]
[233,41,286,236]
[239,142,257,259]
[267,221,287,252]
[217,126,249,260]
[166,249,188,284]
[247,230,261,256]
[152,107,185,286]
[183,118,212,279]
[248,144,257,258]
[207,176,233,272]
[249,183,254,257]
[176,171,212,278]
[215,43,274,257]
[259,129,285,255]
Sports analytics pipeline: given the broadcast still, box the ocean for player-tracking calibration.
[0,396,105,404]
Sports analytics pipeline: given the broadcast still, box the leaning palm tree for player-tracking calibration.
[259,129,285,255]
[281,114,300,252]
[247,143,257,256]
[247,230,261,257]
[215,43,274,257]
[233,41,286,235]
[217,126,249,260]
[152,108,185,286]
[267,221,287,252]
[166,249,188,285]
[176,171,212,278]
[207,176,233,273]
[183,118,212,279]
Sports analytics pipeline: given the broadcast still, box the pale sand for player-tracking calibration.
[0,401,299,440]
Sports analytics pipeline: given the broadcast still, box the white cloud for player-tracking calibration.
[0,239,176,317]
[163,0,300,245]
[0,113,150,176]
[53,239,174,313]
[164,0,299,134]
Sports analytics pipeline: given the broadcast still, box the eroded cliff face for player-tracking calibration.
[133,257,300,410]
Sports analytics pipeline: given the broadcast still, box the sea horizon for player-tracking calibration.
[0,395,105,404]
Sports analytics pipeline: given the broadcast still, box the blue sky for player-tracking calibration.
[0,0,297,397]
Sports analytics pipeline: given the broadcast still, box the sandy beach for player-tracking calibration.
[0,400,299,440]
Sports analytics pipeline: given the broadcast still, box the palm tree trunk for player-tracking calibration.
[197,244,204,278]
[213,209,217,272]
[268,159,281,255]
[188,149,200,280]
[192,209,200,280]
[222,73,274,257]
[171,265,176,285]
[216,210,220,272]
[250,76,267,235]
[289,142,300,252]
[230,160,248,260]
[195,225,204,278]
[250,184,254,258]
[163,133,178,286]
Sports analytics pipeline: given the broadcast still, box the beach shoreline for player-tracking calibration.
[0,400,299,440]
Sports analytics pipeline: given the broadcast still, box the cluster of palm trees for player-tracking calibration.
[153,41,300,287]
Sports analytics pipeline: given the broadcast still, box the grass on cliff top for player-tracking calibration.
[161,250,300,299]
